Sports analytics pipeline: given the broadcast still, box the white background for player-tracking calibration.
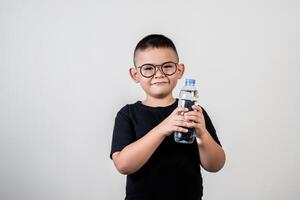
[1,0,299,199]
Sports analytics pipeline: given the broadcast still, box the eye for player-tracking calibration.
[162,63,175,69]
[142,65,154,71]
[163,65,173,68]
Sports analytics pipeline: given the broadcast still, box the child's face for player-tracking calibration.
[130,48,184,99]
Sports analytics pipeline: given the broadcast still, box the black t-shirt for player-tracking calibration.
[110,99,221,200]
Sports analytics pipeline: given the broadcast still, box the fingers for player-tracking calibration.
[174,126,189,133]
[185,121,200,129]
[174,120,188,128]
[184,105,203,117]
[183,105,204,128]
[173,106,203,124]
[192,104,203,113]
[173,104,202,113]
[174,115,184,121]
[184,110,202,119]
[173,107,189,115]
[184,115,201,123]
[170,105,204,132]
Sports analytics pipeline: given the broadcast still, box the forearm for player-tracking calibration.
[197,129,226,172]
[112,126,165,175]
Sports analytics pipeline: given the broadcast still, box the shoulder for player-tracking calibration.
[199,105,209,116]
[200,106,208,116]
[115,101,140,118]
[199,105,215,128]
[117,104,130,115]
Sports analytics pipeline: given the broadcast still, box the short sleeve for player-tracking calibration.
[110,106,136,159]
[201,107,222,146]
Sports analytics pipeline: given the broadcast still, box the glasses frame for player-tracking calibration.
[136,61,178,78]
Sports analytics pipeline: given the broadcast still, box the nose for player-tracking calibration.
[153,66,165,78]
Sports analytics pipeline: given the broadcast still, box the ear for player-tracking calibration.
[176,63,185,79]
[129,67,140,83]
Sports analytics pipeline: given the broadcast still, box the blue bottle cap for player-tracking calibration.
[185,79,196,86]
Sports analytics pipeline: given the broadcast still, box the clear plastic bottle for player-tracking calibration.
[174,79,198,144]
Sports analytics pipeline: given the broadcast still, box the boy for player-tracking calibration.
[110,34,225,200]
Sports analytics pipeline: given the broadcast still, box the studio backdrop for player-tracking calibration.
[0,0,299,200]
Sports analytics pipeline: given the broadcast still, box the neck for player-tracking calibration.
[142,94,176,107]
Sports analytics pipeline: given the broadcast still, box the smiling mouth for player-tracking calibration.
[152,82,168,85]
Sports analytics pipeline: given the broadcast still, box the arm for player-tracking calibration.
[196,130,226,172]
[112,126,165,175]
[184,105,226,172]
[112,107,189,175]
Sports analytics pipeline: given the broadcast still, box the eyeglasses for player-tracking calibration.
[136,61,178,78]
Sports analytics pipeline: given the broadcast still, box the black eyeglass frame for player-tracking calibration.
[135,61,178,78]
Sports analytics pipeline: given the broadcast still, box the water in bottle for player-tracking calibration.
[174,79,198,144]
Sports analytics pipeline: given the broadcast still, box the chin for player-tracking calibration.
[152,92,169,99]
[151,87,173,97]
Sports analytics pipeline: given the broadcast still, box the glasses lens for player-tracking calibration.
[141,64,155,77]
[162,62,177,75]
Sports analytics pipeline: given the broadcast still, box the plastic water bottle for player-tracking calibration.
[174,79,198,144]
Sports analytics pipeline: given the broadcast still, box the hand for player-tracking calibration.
[155,107,190,137]
[183,104,207,138]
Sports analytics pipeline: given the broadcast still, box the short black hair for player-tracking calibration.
[133,34,179,66]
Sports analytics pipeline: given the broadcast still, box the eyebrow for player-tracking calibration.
[137,61,177,67]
